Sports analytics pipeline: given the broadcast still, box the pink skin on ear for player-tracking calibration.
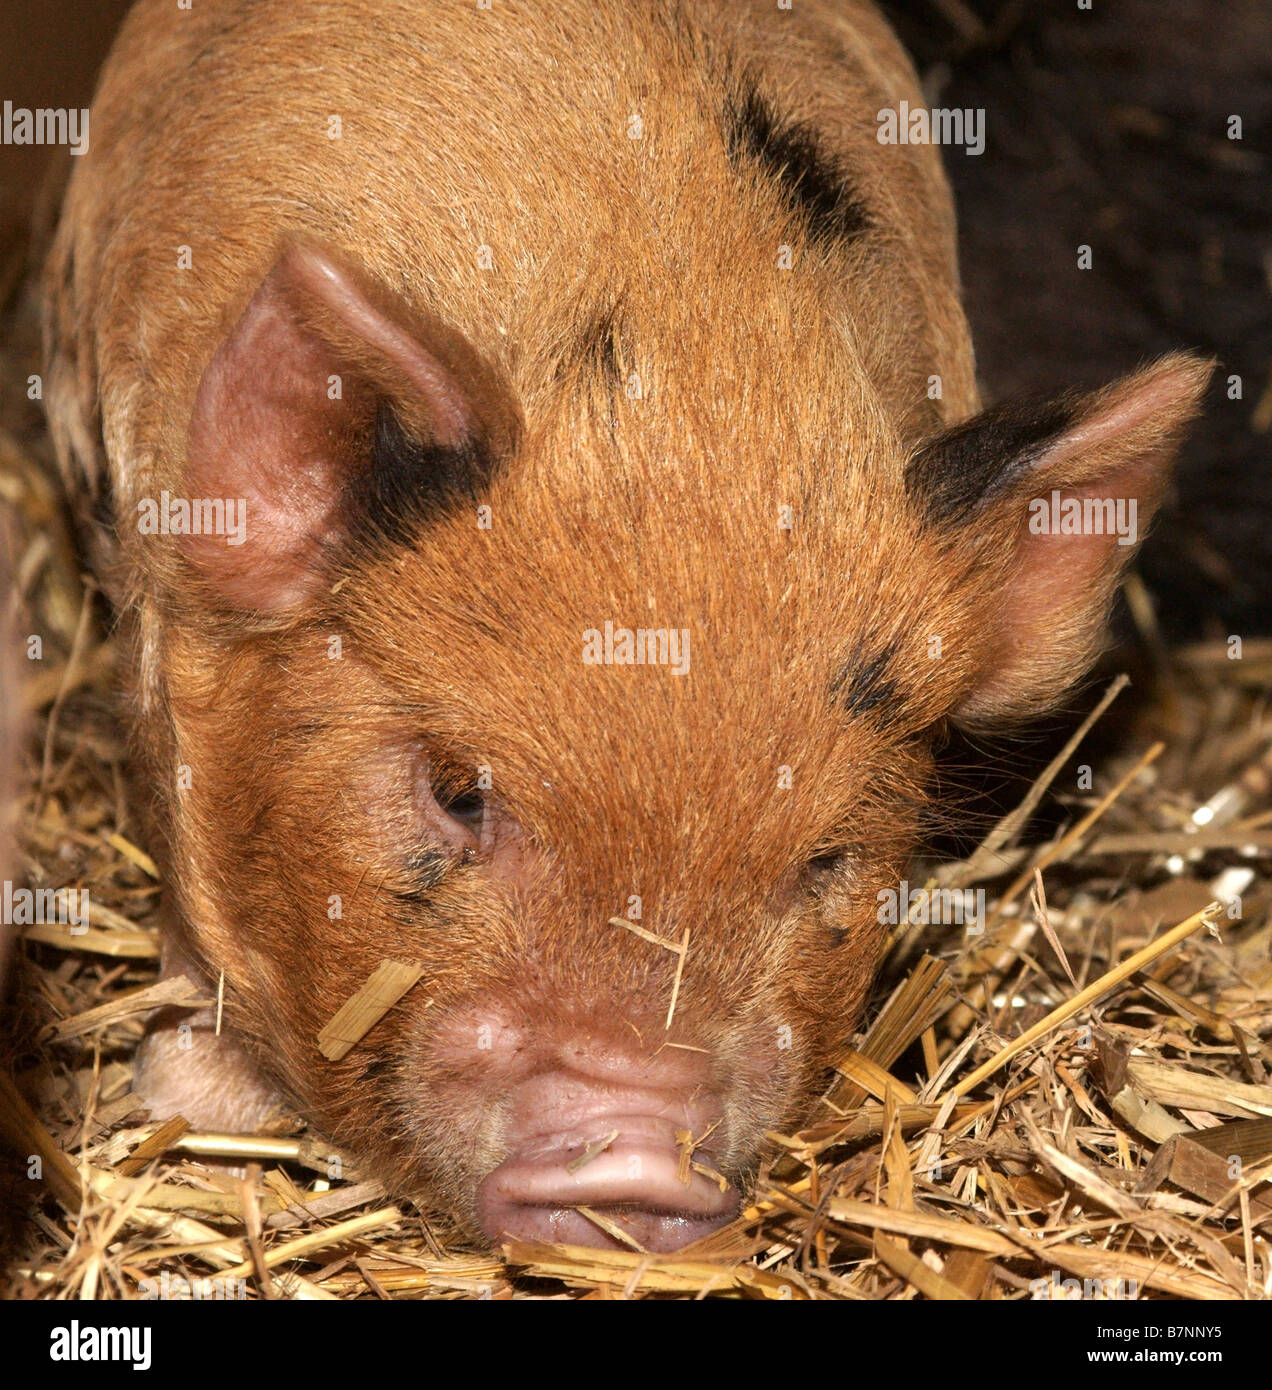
[280,248,474,450]
[182,245,479,612]
[953,353,1213,726]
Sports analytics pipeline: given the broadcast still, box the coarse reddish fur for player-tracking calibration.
[41,0,1209,1241]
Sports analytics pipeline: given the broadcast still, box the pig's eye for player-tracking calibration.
[439,787,485,827]
[415,755,486,851]
[803,842,860,884]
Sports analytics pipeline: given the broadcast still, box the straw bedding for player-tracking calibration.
[2,298,1269,1299]
[2,0,1270,1286]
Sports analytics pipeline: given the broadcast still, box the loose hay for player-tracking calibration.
[316,961,427,1063]
[1,256,1271,1307]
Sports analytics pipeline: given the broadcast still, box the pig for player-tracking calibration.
[41,0,1210,1252]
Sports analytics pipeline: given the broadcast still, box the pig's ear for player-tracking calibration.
[906,354,1212,728]
[183,244,517,611]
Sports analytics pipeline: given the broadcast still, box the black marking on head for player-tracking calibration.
[349,400,493,551]
[389,846,452,906]
[724,84,871,247]
[906,394,1081,525]
[832,643,901,721]
[576,302,626,391]
[286,716,325,747]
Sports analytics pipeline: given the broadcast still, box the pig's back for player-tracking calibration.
[44,0,974,570]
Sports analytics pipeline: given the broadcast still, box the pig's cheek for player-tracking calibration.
[484,818,537,897]
[424,1002,527,1082]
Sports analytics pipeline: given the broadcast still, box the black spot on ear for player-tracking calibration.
[906,394,1081,525]
[725,84,871,247]
[349,400,494,551]
[832,643,901,721]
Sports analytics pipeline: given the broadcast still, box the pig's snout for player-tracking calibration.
[477,1110,738,1253]
[474,1049,739,1252]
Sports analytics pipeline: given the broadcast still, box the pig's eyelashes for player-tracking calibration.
[440,788,485,826]
[802,846,859,884]
[415,758,486,853]
[802,832,868,881]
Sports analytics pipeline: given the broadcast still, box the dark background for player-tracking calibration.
[1,0,1268,639]
[883,0,1271,641]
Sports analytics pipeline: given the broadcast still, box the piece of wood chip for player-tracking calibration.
[266,1180,388,1232]
[317,960,425,1060]
[690,1160,729,1194]
[217,1206,402,1280]
[45,975,207,1042]
[565,1130,619,1175]
[103,831,160,880]
[21,920,159,958]
[117,1116,190,1177]
[574,1206,647,1252]
[1127,1059,1272,1120]
[607,917,690,1030]
[664,927,690,1030]
[834,1051,919,1106]
[875,1234,972,1300]
[607,917,683,952]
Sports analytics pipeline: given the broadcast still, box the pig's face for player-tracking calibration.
[165,323,948,1247]
[150,245,1207,1251]
[169,566,935,1248]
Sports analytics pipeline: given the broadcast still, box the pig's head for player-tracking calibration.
[152,243,1207,1251]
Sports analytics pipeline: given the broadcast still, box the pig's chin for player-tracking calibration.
[475,1111,739,1254]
